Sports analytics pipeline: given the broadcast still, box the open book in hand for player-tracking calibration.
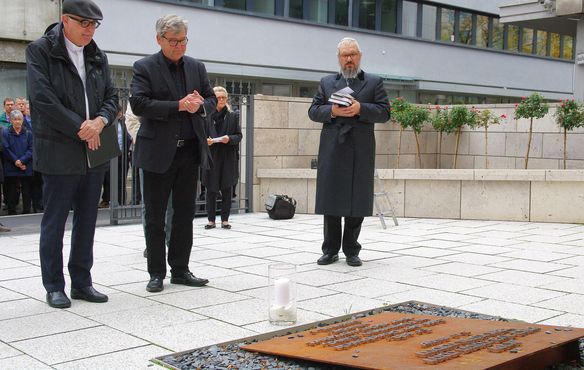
[211,135,228,143]
[328,86,355,107]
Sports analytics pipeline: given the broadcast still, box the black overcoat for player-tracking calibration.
[25,23,118,175]
[130,51,216,174]
[201,108,242,192]
[308,71,390,217]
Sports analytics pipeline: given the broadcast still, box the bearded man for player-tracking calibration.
[308,37,390,267]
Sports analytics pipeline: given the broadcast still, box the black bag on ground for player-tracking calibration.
[265,194,297,220]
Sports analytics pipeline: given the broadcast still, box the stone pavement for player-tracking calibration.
[0,213,584,369]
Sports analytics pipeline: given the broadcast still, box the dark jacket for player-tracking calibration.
[25,22,118,175]
[2,126,33,177]
[308,71,390,217]
[201,108,242,191]
[130,51,216,174]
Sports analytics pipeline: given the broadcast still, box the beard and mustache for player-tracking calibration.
[340,63,361,80]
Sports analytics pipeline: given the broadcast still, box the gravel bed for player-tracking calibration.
[158,302,583,370]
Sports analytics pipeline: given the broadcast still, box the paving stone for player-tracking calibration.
[53,345,170,370]
[149,287,249,310]
[379,287,484,308]
[323,278,411,298]
[0,341,21,359]
[478,269,571,287]
[192,298,268,326]
[0,298,53,321]
[0,354,52,369]
[532,293,584,314]
[420,262,502,277]
[490,259,573,273]
[439,252,512,265]
[298,293,383,316]
[459,299,560,323]
[461,282,566,305]
[0,311,98,342]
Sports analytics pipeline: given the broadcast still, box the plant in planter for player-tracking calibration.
[473,109,504,169]
[448,105,477,169]
[390,97,409,168]
[554,99,584,169]
[391,97,430,168]
[431,105,449,169]
[514,93,549,169]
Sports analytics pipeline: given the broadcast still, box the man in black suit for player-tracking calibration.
[26,0,117,308]
[308,37,390,267]
[130,14,214,292]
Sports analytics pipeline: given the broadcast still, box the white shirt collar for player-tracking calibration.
[64,34,84,55]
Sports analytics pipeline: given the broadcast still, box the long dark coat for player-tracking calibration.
[308,71,390,217]
[201,108,242,192]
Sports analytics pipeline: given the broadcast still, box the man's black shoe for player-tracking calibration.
[170,272,209,287]
[146,276,164,292]
[46,291,71,308]
[71,286,108,303]
[346,256,362,267]
[317,254,339,265]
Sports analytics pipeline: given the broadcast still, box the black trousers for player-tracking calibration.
[206,187,232,222]
[39,168,105,293]
[4,176,32,214]
[142,147,197,278]
[321,215,364,257]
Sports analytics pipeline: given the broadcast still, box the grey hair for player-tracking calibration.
[213,86,232,112]
[10,109,23,121]
[337,37,361,55]
[156,14,188,36]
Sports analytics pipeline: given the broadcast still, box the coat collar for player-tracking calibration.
[334,70,367,97]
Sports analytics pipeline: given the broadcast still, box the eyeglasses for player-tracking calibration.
[216,96,227,100]
[67,15,101,29]
[161,35,189,47]
[340,52,359,60]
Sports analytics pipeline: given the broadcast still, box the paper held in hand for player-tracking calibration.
[211,135,228,143]
[328,86,354,107]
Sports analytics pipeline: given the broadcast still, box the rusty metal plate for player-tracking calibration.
[242,312,584,370]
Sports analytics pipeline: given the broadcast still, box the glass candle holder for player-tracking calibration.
[268,263,297,326]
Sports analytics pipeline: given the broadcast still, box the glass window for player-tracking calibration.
[522,28,533,54]
[358,0,376,30]
[563,35,574,59]
[289,0,302,19]
[261,84,291,96]
[550,33,561,58]
[381,0,397,33]
[440,8,455,42]
[0,63,27,100]
[250,0,275,15]
[458,11,472,44]
[421,5,437,40]
[536,30,548,56]
[299,86,317,98]
[334,0,348,26]
[306,0,327,23]
[507,25,519,51]
[401,1,417,36]
[492,18,503,50]
[184,0,212,4]
[476,15,489,47]
[215,0,245,10]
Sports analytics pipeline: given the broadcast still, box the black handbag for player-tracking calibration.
[265,194,297,220]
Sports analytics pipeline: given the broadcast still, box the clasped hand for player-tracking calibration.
[331,97,361,117]
[78,117,105,150]
[180,90,204,113]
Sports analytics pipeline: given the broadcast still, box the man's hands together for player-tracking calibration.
[179,90,204,113]
[78,117,105,150]
[331,97,361,118]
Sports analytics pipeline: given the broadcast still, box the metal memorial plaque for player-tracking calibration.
[242,312,584,370]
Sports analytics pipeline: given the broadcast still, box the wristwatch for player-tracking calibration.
[99,116,109,126]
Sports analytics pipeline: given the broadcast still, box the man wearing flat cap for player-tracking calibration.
[26,0,118,308]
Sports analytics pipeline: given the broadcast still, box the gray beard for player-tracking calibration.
[340,67,361,80]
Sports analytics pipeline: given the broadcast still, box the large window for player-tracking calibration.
[458,11,472,44]
[334,0,349,26]
[250,0,275,15]
[536,30,548,56]
[289,0,302,19]
[476,15,489,47]
[440,8,455,42]
[381,0,398,33]
[563,35,574,59]
[550,33,561,58]
[421,4,437,40]
[492,18,504,50]
[401,1,417,36]
[306,0,327,23]
[215,0,245,10]
[358,0,376,30]
[522,28,533,54]
[507,25,519,52]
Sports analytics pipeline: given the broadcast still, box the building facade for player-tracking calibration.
[0,0,578,103]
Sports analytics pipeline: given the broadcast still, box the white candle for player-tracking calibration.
[274,278,291,306]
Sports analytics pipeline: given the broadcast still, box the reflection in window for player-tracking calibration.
[401,1,417,36]
[492,18,503,50]
[522,28,533,54]
[289,0,302,19]
[476,15,489,47]
[215,0,245,10]
[252,0,275,15]
[421,5,436,40]
[306,0,327,23]
[458,12,472,44]
[358,0,376,30]
[334,0,349,26]
[536,30,548,56]
[507,25,519,52]
[550,33,561,58]
[381,0,398,33]
[563,35,574,59]
[262,84,291,96]
[440,8,455,42]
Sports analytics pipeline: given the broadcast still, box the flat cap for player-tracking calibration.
[62,0,103,20]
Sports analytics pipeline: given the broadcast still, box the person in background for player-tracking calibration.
[0,98,14,129]
[16,97,43,212]
[202,86,241,230]
[2,110,33,215]
[26,0,118,308]
[130,14,213,292]
[308,37,390,267]
[15,97,32,131]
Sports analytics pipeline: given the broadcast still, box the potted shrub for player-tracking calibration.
[554,99,584,169]
[431,105,449,169]
[448,105,476,169]
[473,109,504,169]
[514,93,549,169]
[390,97,409,168]
[391,97,430,168]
